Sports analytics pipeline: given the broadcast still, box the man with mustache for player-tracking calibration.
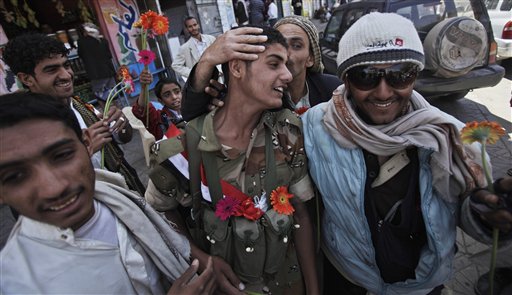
[0,92,215,294]
[172,16,216,80]
[302,12,512,294]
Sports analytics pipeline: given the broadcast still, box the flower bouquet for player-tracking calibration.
[215,185,295,221]
[133,10,169,127]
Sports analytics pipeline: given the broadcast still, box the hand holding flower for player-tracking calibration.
[471,177,512,233]
[460,120,509,294]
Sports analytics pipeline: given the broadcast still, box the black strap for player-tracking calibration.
[264,126,276,194]
[185,115,205,220]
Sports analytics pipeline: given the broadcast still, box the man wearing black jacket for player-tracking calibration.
[181,16,341,120]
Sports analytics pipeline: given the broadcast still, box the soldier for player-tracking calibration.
[146,26,319,295]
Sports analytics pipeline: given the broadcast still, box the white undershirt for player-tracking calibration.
[75,200,118,246]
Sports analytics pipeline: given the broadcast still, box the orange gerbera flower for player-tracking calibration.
[270,186,294,215]
[460,121,506,145]
[117,65,131,82]
[140,10,158,29]
[152,15,169,35]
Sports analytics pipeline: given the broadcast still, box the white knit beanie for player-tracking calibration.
[336,12,425,78]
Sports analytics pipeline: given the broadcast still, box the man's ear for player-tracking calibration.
[16,73,35,88]
[229,60,243,79]
[81,129,94,157]
[306,54,314,68]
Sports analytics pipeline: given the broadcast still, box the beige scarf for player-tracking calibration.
[322,85,486,202]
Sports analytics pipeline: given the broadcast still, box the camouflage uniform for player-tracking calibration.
[146,108,314,294]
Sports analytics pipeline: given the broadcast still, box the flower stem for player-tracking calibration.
[481,143,493,192]
[482,142,498,295]
[489,228,499,295]
[100,82,127,168]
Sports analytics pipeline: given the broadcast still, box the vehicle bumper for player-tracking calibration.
[496,38,512,59]
[414,64,505,97]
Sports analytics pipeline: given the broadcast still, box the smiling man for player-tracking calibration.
[3,33,145,196]
[172,17,216,80]
[302,12,512,294]
[146,26,319,295]
[0,92,216,294]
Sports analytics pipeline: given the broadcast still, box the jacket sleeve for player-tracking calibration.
[172,45,192,78]
[181,65,218,121]
[132,102,164,140]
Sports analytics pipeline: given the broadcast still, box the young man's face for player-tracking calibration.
[159,82,182,111]
[0,119,95,230]
[18,54,74,101]
[276,24,314,79]
[239,43,292,109]
[185,18,201,38]
[346,63,415,125]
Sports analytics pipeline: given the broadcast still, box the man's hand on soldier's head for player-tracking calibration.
[201,26,267,67]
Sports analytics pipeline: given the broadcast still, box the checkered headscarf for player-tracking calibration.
[275,15,324,73]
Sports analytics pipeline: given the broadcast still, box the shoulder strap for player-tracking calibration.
[185,116,205,218]
[264,126,276,194]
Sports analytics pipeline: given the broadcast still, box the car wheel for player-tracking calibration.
[423,17,488,78]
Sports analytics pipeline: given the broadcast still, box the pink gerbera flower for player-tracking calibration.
[138,49,156,66]
[215,196,241,221]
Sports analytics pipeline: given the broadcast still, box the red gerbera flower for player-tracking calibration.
[235,198,264,221]
[270,186,294,215]
[140,10,158,30]
[152,15,169,35]
[215,196,241,221]
[138,49,156,66]
[295,106,309,116]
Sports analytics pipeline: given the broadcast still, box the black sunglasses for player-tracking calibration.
[346,63,420,91]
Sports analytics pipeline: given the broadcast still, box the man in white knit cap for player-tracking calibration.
[302,12,512,294]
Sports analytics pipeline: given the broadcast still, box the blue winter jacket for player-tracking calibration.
[302,102,498,295]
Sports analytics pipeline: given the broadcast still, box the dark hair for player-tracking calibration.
[221,25,292,110]
[184,16,196,25]
[155,78,181,99]
[221,25,288,86]
[3,33,69,75]
[0,92,82,140]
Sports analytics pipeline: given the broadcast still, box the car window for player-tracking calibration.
[324,10,343,42]
[500,0,512,10]
[395,0,475,39]
[341,8,366,32]
[485,0,500,9]
[484,0,511,10]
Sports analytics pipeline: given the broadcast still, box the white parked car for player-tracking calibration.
[485,0,512,60]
